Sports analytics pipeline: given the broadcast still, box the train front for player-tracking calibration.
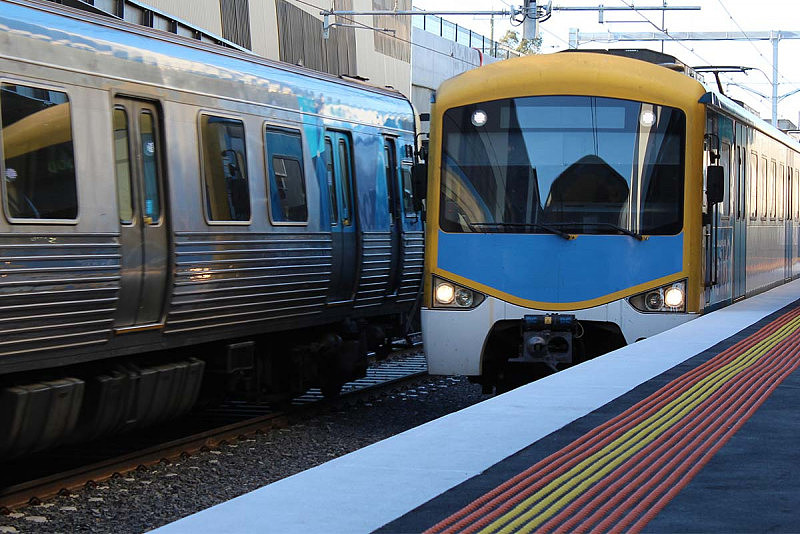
[421,52,707,392]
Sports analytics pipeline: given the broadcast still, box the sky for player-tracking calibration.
[412,0,800,125]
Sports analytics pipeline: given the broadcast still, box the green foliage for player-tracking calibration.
[498,29,542,55]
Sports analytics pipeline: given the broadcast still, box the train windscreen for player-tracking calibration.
[439,96,685,236]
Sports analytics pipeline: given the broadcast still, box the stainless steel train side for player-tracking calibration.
[0,0,423,456]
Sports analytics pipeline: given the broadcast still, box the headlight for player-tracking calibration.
[629,280,687,313]
[432,276,485,309]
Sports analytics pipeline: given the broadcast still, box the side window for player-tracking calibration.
[401,163,415,215]
[265,127,307,223]
[200,114,250,222]
[1,83,78,220]
[113,108,133,224]
[749,153,758,219]
[760,156,767,218]
[384,138,397,222]
[720,141,731,217]
[324,138,337,225]
[140,111,161,224]
[778,163,785,220]
[769,160,776,218]
[337,138,353,225]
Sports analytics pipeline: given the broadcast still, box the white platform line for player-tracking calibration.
[153,280,800,534]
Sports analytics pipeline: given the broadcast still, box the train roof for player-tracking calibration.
[0,0,415,131]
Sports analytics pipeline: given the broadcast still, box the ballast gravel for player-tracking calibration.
[1,377,488,534]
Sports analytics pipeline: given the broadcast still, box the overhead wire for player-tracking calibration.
[291,0,526,68]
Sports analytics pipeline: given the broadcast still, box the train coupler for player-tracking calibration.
[509,313,578,371]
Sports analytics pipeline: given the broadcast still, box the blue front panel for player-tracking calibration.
[438,231,684,304]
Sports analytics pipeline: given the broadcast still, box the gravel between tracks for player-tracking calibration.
[1,376,488,534]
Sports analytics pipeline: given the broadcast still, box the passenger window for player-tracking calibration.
[778,164,785,219]
[760,157,767,218]
[113,108,133,224]
[769,160,776,218]
[200,114,250,221]
[401,164,415,215]
[324,138,338,225]
[749,153,758,219]
[384,139,397,221]
[265,127,307,223]
[140,111,161,224]
[1,83,78,220]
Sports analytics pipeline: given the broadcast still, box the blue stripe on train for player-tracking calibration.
[437,230,684,304]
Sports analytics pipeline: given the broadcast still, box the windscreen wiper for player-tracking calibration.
[467,222,577,240]
[547,222,647,241]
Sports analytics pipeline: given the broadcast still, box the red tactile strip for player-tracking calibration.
[425,305,800,534]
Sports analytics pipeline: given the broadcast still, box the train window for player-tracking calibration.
[796,168,800,219]
[787,167,792,220]
[1,83,78,221]
[325,138,338,224]
[720,141,731,217]
[778,164,785,220]
[760,156,767,218]
[200,114,250,222]
[401,164,415,216]
[438,96,685,235]
[140,111,161,224]
[384,138,397,222]
[113,108,133,224]
[265,127,307,223]
[769,159,776,219]
[749,153,758,219]
[338,138,353,225]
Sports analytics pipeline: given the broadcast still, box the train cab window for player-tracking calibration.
[1,83,78,221]
[200,114,250,222]
[265,127,307,223]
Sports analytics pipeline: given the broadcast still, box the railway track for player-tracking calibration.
[0,346,427,512]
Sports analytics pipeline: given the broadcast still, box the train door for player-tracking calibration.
[733,123,747,300]
[112,99,168,328]
[324,131,358,303]
[383,136,402,296]
[704,112,733,309]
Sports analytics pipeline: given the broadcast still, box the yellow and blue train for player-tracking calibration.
[419,50,800,392]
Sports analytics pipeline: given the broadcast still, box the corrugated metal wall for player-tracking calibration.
[372,0,410,63]
[220,0,252,49]
[276,0,357,77]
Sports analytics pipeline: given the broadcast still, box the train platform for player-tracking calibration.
[153,279,800,533]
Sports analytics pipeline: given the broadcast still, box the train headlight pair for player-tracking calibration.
[629,280,687,313]
[433,276,485,309]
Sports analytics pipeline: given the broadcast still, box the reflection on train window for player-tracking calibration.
[439,96,685,235]
[401,164,415,216]
[113,108,133,224]
[200,114,250,221]
[265,127,307,223]
[1,83,78,220]
[140,111,161,224]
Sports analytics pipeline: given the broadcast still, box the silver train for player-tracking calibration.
[0,0,423,457]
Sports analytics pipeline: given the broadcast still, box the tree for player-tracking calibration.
[499,29,542,55]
